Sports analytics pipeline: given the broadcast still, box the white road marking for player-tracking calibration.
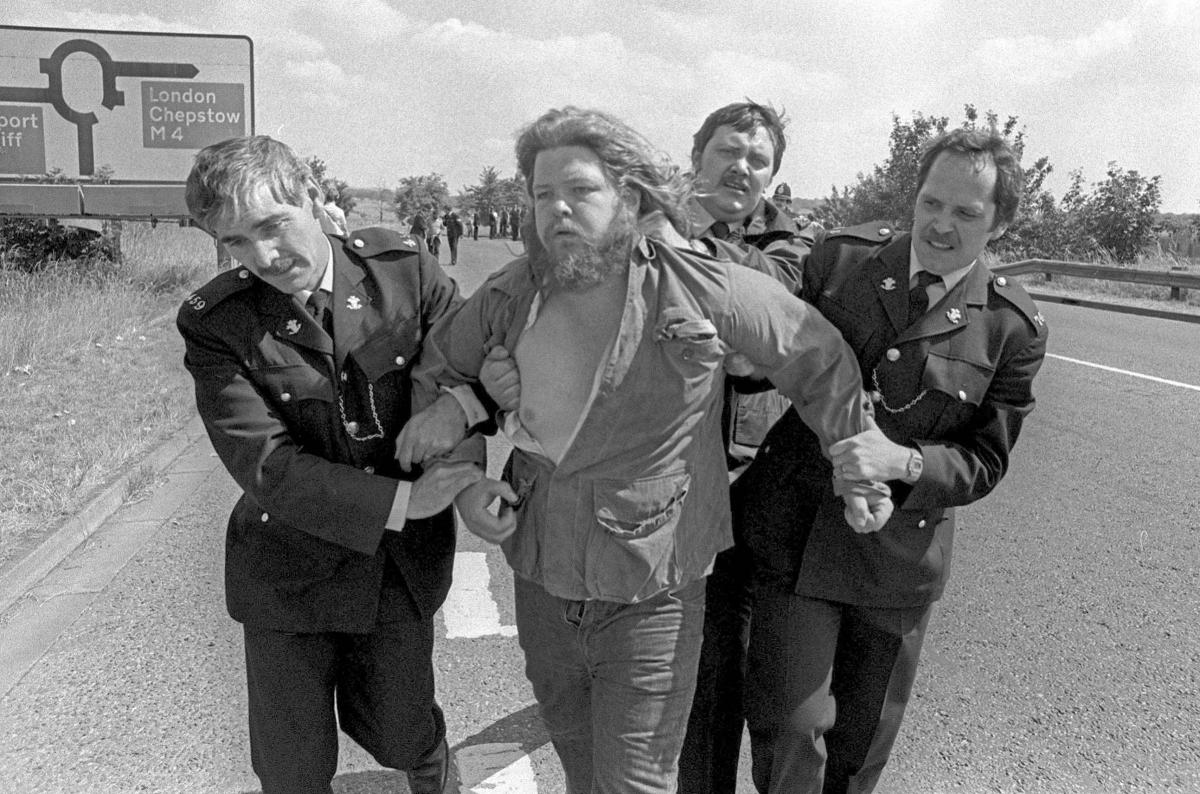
[443,552,518,639]
[1048,353,1200,392]
[456,743,538,792]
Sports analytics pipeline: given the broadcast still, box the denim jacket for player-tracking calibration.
[415,238,875,603]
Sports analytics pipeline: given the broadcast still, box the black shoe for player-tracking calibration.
[406,738,450,794]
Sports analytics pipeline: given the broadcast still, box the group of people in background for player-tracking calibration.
[177,98,1047,794]
[406,204,524,268]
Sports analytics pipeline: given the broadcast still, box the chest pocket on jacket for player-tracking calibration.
[921,351,994,407]
[654,311,727,378]
[351,319,421,382]
[254,364,334,406]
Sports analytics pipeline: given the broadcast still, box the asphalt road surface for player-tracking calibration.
[1,238,1196,793]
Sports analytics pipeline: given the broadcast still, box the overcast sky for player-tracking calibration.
[7,0,1200,213]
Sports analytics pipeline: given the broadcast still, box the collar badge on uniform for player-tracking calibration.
[285,319,302,335]
[402,238,416,247]
[881,277,897,291]
[347,295,363,310]
[1034,311,1046,326]
[186,293,206,311]
[946,307,962,323]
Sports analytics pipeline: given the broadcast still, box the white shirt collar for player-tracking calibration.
[296,236,335,305]
[908,239,975,293]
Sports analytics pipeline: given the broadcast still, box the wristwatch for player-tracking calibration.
[904,448,924,482]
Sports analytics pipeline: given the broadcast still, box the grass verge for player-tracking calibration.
[0,221,214,568]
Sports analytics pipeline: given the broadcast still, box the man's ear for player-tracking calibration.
[988,220,1010,241]
[620,184,641,216]
[306,182,325,216]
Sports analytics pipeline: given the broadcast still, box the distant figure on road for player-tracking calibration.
[735,128,1049,793]
[427,212,443,259]
[319,200,348,236]
[445,209,464,266]
[177,135,485,794]
[409,210,428,242]
[489,208,499,239]
[470,209,480,241]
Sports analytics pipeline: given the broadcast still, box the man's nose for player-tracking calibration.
[548,196,570,216]
[929,210,954,234]
[250,238,276,268]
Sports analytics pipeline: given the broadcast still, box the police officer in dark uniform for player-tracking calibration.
[678,100,817,794]
[736,129,1049,792]
[177,136,484,794]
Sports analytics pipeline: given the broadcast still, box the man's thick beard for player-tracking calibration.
[533,209,638,292]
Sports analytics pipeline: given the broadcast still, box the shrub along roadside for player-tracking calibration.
[0,221,214,568]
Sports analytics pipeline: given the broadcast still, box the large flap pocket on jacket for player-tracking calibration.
[595,470,691,537]
[589,470,691,600]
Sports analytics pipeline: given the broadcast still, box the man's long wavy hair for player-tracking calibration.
[515,107,692,236]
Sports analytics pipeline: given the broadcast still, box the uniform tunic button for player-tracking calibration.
[280,392,292,402]
[345,421,359,435]
[996,276,1007,287]
[917,519,927,528]
[260,512,269,522]
[352,238,365,249]
[363,465,375,474]
[958,390,967,401]
[886,348,900,362]
[238,269,249,279]
[394,355,405,366]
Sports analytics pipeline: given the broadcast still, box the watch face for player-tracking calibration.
[906,451,923,480]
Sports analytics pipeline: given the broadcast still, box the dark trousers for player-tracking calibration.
[744,592,932,794]
[448,235,459,265]
[243,616,445,794]
[678,543,753,793]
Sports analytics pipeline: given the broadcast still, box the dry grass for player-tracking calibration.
[0,221,214,566]
[985,249,1200,315]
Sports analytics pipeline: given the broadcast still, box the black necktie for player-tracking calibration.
[908,271,942,325]
[306,290,331,334]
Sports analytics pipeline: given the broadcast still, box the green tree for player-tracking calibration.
[392,173,450,222]
[465,166,526,215]
[305,156,357,216]
[814,106,1069,261]
[813,111,951,228]
[465,166,504,214]
[1060,164,1162,262]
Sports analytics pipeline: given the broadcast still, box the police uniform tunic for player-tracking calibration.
[735,223,1048,793]
[176,228,463,791]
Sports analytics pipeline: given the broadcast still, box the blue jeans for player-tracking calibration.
[514,575,707,794]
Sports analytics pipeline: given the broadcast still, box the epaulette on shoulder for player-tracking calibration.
[990,273,1048,335]
[179,266,255,321]
[824,220,897,245]
[344,227,422,258]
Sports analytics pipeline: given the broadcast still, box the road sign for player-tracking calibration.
[0,105,47,175]
[0,25,253,183]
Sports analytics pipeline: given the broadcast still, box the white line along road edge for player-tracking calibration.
[1048,353,1200,392]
